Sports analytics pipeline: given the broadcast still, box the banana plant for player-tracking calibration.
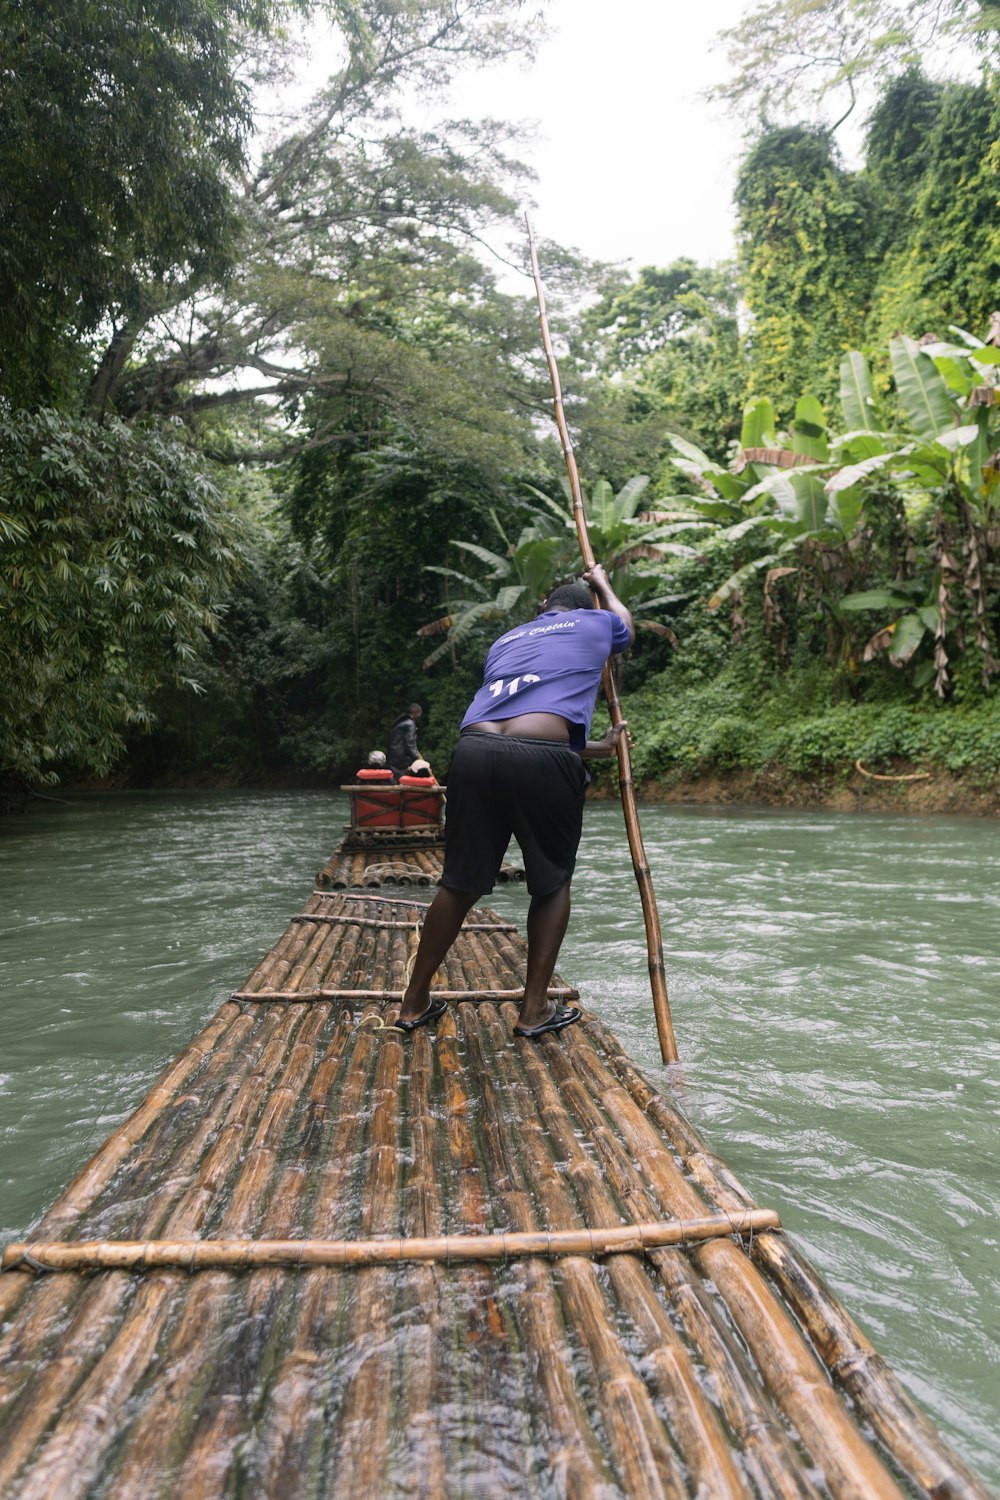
[523,474,696,638]
[823,329,1000,694]
[416,510,563,667]
[659,394,854,613]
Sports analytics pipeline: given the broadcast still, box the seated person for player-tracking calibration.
[354,749,393,783]
[400,757,436,783]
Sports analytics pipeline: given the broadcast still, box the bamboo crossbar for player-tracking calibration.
[1,1211,781,1273]
[230,986,580,1004]
[312,890,434,908]
[289,914,517,932]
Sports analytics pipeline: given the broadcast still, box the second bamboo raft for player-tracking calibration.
[316,826,524,889]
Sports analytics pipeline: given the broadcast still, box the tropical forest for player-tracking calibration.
[3,0,1000,811]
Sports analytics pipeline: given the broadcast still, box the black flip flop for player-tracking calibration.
[396,997,448,1034]
[513,1004,582,1040]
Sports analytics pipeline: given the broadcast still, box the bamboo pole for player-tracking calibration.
[0,1004,244,1330]
[138,1004,337,1500]
[452,1004,619,1496]
[0,1008,267,1394]
[477,1003,687,1499]
[433,1005,526,1488]
[228,984,580,1004]
[395,1021,448,1498]
[291,913,514,931]
[207,1011,363,1497]
[0,1005,303,1496]
[470,1008,754,1498]
[237,910,313,993]
[62,1003,335,1500]
[526,217,677,1065]
[584,1017,997,1500]
[2,1212,778,1272]
[511,1029,754,1498]
[539,1029,823,1500]
[322,1023,405,1494]
[557,1033,908,1499]
[0,1003,276,1412]
[249,1017,385,1493]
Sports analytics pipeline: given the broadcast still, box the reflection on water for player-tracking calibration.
[1,790,997,1488]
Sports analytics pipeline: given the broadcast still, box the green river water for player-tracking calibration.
[1,791,997,1491]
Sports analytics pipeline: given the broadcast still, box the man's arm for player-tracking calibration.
[580,721,630,759]
[582,563,634,646]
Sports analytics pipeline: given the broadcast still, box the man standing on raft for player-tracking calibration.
[397,563,632,1040]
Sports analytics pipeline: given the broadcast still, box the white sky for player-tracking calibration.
[441,0,753,278]
[283,1,983,291]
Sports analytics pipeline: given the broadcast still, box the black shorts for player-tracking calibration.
[441,731,589,897]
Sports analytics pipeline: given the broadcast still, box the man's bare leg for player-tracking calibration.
[398,886,479,1023]
[516,882,571,1030]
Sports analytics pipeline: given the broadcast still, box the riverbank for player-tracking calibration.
[603,763,1000,817]
[15,759,999,818]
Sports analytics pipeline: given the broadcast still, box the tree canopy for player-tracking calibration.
[2,0,999,798]
[714,0,998,130]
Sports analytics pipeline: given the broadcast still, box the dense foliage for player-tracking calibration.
[2,0,999,797]
[0,0,553,794]
[0,411,236,783]
[0,0,274,408]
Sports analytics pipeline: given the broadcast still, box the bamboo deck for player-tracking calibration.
[0,878,989,1499]
[317,826,524,890]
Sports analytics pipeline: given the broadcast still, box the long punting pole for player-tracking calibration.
[526,217,678,1063]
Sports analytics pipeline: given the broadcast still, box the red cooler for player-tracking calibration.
[345,768,400,829]
[399,775,444,828]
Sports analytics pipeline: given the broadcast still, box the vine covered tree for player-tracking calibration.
[735,127,880,417]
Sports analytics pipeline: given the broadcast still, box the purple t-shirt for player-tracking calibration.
[461,609,631,749]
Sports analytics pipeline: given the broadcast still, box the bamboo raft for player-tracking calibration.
[316,825,525,890]
[0,888,989,1499]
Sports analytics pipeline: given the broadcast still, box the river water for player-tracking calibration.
[1,791,997,1490]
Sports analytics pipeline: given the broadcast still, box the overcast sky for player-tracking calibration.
[442,0,752,279]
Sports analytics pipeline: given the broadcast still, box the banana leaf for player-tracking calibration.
[420,588,529,667]
[683,499,747,521]
[889,613,927,664]
[969,409,994,494]
[892,443,951,485]
[451,539,509,576]
[614,474,651,519]
[789,469,829,531]
[840,352,878,431]
[948,325,988,349]
[708,553,779,610]
[837,431,890,459]
[740,469,799,512]
[792,395,829,460]
[935,424,980,451]
[890,335,956,441]
[828,485,865,536]
[839,587,920,611]
[930,357,974,397]
[423,565,491,596]
[825,452,895,494]
[715,515,779,543]
[740,396,777,450]
[590,478,615,532]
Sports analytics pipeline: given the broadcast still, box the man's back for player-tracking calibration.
[462,608,630,748]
